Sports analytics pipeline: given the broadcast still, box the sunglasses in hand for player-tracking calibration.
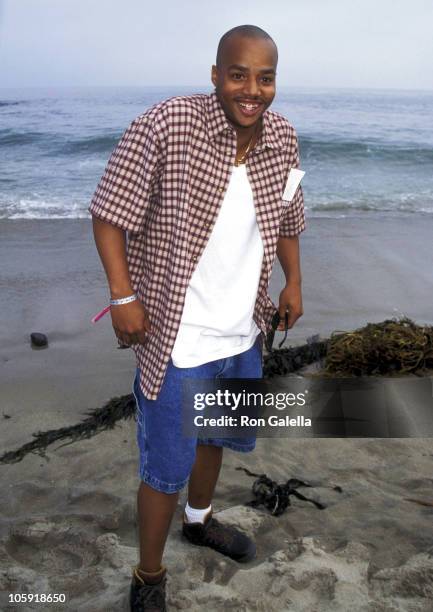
[265,309,289,353]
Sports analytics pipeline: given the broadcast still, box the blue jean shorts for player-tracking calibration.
[132,334,263,494]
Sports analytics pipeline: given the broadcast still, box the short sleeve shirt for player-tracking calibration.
[88,91,306,400]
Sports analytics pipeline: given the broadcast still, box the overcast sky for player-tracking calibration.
[1,0,432,90]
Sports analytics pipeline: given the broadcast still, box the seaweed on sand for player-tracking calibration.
[0,395,136,464]
[2,319,431,464]
[236,467,342,515]
[263,335,328,378]
[324,318,433,377]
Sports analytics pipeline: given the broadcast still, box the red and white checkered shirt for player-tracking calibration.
[89,91,305,400]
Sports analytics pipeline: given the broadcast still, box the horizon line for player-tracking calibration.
[1,84,433,94]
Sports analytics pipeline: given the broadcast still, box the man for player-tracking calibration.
[89,24,305,612]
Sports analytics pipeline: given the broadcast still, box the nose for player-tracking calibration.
[242,75,260,98]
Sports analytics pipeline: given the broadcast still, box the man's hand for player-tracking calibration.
[277,282,303,330]
[110,298,152,346]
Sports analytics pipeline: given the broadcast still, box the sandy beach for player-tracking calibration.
[1,214,433,611]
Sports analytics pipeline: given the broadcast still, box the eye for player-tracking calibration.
[261,76,274,84]
[231,72,245,80]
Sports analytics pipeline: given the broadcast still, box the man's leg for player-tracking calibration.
[182,336,262,562]
[186,335,262,514]
[187,444,223,509]
[137,483,179,573]
[132,364,196,576]
[132,360,218,573]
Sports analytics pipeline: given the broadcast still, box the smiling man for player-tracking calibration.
[89,24,305,612]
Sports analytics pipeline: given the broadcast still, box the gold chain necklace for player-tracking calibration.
[234,125,258,166]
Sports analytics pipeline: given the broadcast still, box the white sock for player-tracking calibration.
[184,501,212,524]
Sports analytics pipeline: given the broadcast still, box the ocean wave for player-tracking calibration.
[2,197,433,220]
[0,130,48,146]
[0,129,119,153]
[6,211,91,220]
[0,198,90,220]
[53,134,121,155]
[0,100,23,108]
[4,207,432,220]
[2,118,433,163]
[308,198,433,214]
[2,124,432,164]
[300,136,433,164]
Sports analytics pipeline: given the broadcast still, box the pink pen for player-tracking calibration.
[91,305,111,323]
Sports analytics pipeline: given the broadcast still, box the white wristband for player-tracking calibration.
[110,294,137,306]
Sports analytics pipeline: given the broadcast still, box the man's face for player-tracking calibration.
[211,35,277,130]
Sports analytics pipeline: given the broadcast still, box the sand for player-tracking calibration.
[1,214,433,611]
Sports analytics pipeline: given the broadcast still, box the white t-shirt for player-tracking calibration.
[171,164,264,367]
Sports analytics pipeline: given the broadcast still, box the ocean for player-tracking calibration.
[1,86,432,220]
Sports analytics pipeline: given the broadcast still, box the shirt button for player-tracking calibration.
[205,222,211,228]
[218,187,224,193]
[192,255,198,262]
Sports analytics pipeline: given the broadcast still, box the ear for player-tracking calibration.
[211,65,218,88]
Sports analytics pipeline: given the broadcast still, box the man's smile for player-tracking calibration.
[235,99,263,117]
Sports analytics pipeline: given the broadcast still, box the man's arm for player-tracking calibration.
[276,235,303,330]
[275,126,306,331]
[92,216,134,298]
[88,115,162,345]
[92,216,152,345]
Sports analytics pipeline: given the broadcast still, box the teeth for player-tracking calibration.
[239,102,259,110]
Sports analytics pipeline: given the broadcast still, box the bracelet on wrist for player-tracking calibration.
[110,293,137,306]
[90,293,137,324]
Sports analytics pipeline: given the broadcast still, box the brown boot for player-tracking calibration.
[182,509,256,563]
[129,565,167,612]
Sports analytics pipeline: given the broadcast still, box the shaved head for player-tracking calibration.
[216,25,278,67]
[211,24,278,133]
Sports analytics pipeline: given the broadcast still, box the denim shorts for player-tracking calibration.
[132,334,263,494]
